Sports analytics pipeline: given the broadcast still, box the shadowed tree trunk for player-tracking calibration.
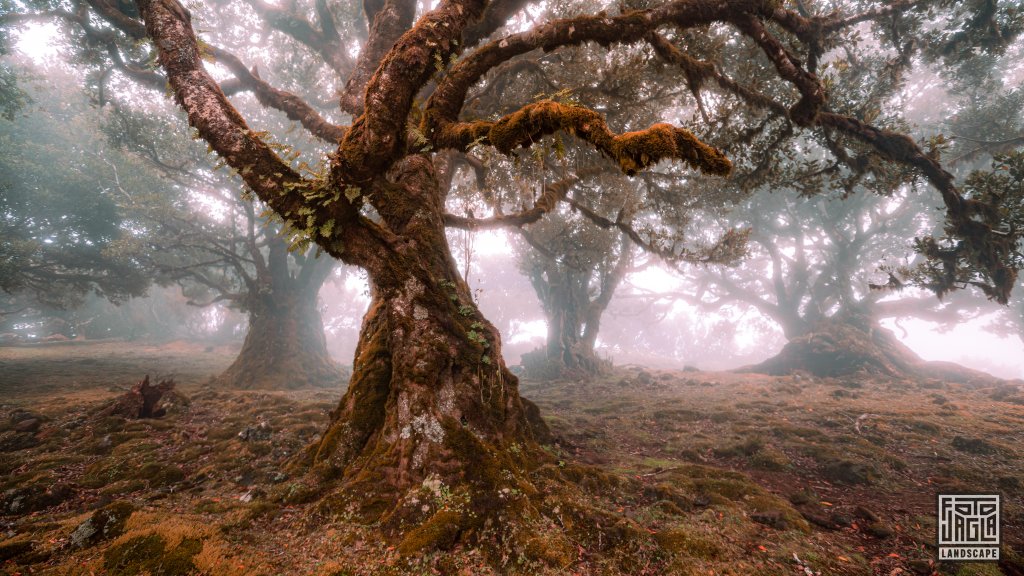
[216,236,342,389]
[522,234,632,377]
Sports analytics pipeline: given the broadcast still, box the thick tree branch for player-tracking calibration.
[339,0,416,116]
[432,100,732,176]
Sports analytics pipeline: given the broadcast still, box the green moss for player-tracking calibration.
[746,494,810,533]
[397,509,463,555]
[103,534,202,576]
[692,477,760,501]
[522,532,576,567]
[654,526,723,559]
[749,446,792,471]
[136,462,186,487]
[821,459,877,485]
[713,437,764,458]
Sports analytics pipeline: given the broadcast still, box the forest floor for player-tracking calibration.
[0,341,1022,576]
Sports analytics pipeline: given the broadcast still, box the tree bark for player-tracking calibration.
[302,157,549,540]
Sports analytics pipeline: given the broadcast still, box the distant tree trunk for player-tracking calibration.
[217,286,340,389]
[524,236,631,378]
[540,267,605,374]
[216,240,342,390]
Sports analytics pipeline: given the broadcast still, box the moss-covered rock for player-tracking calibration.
[821,459,876,485]
[951,436,999,455]
[70,501,136,548]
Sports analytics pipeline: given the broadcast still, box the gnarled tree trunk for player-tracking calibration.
[303,158,549,544]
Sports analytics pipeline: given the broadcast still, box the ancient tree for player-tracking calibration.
[144,199,342,389]
[20,0,1024,558]
[103,101,344,388]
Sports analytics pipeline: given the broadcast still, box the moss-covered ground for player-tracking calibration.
[0,342,1021,575]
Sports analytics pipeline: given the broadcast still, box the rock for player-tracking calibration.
[822,459,876,485]
[8,409,41,425]
[2,482,76,514]
[908,559,934,575]
[853,505,879,522]
[951,435,998,455]
[267,471,287,484]
[0,431,40,452]
[12,418,40,433]
[69,501,135,548]
[799,509,836,529]
[238,421,272,441]
[751,510,788,530]
[830,513,853,528]
[865,521,894,539]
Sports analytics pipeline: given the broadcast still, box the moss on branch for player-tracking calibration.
[431,100,731,176]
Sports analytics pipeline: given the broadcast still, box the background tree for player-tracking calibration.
[0,70,153,334]
[105,106,344,388]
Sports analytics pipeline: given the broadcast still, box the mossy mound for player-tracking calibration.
[654,526,724,559]
[103,534,203,576]
[744,320,916,378]
[821,458,877,485]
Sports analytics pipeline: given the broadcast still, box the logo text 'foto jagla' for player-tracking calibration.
[938,494,1000,561]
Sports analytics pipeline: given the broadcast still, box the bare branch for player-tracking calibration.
[209,46,348,143]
